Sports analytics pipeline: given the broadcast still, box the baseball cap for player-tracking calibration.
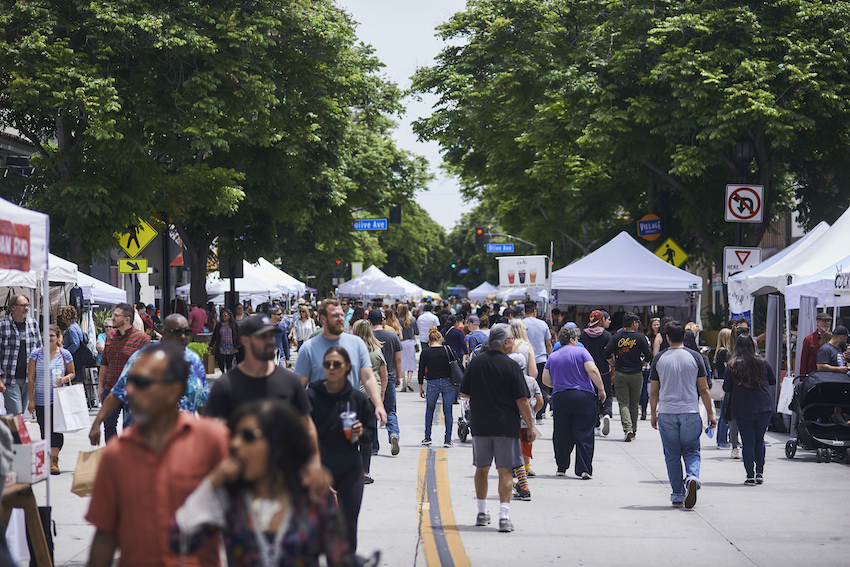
[565,322,578,329]
[239,314,282,336]
[833,325,849,337]
[588,310,604,326]
[468,315,480,324]
[602,310,611,319]
[367,309,384,324]
[146,304,155,310]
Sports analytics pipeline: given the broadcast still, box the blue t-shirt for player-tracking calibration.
[96,332,107,365]
[294,333,372,389]
[544,345,595,395]
[28,347,73,405]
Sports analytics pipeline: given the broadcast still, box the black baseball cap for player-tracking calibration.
[239,314,282,336]
[833,325,849,337]
[368,309,384,324]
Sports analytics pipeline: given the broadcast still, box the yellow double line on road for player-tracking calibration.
[417,448,470,567]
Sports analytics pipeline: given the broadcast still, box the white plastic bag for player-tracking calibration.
[777,375,795,416]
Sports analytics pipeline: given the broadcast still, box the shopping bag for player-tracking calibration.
[709,378,725,401]
[54,383,90,433]
[777,375,795,416]
[71,447,104,497]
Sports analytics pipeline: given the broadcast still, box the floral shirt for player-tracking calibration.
[111,347,209,426]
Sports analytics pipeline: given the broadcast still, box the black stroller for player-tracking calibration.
[785,371,850,463]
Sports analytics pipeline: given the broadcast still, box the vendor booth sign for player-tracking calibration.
[498,255,547,288]
[0,219,30,271]
[835,272,850,295]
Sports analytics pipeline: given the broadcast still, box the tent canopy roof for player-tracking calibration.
[468,281,498,301]
[337,265,406,297]
[784,253,850,309]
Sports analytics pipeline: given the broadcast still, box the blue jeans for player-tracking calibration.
[424,378,454,442]
[4,380,27,415]
[101,390,121,442]
[736,411,771,477]
[373,378,399,451]
[657,413,702,502]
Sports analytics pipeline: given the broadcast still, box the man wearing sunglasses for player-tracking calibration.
[86,342,229,567]
[0,294,42,415]
[89,314,209,445]
[97,303,151,442]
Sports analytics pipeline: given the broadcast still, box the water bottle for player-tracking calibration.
[705,424,714,439]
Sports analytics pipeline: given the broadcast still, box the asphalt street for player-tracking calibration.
[27,371,850,567]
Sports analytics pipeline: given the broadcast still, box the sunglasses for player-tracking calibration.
[166,328,193,336]
[127,374,175,389]
[104,325,114,329]
[232,427,263,443]
[323,360,346,369]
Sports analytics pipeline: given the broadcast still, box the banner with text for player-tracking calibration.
[497,255,547,289]
[0,220,30,271]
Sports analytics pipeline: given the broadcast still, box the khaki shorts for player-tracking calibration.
[472,436,523,469]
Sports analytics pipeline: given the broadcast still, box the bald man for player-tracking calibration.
[89,314,209,445]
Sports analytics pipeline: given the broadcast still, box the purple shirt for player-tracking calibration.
[545,345,595,395]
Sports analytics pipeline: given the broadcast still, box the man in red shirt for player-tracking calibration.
[87,342,228,566]
[799,312,832,378]
[98,303,150,441]
[187,303,207,338]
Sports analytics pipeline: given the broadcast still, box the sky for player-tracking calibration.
[338,0,473,232]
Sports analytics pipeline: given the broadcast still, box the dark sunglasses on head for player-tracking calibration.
[166,328,193,336]
[323,360,345,369]
[232,427,263,443]
[127,374,174,389]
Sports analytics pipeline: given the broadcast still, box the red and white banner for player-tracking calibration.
[0,220,30,271]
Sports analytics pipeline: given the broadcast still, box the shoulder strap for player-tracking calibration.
[443,345,455,363]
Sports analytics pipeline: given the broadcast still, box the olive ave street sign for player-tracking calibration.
[725,184,764,223]
[723,246,762,283]
[352,219,387,231]
[487,243,514,253]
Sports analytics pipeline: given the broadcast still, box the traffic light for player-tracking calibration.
[389,203,402,224]
[451,262,457,269]
[333,259,342,278]
[475,227,484,246]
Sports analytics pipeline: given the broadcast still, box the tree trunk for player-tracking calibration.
[174,223,213,306]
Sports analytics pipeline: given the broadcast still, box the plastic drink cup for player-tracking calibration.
[507,270,515,284]
[52,368,63,387]
[530,269,537,283]
[340,411,357,440]
[518,269,526,284]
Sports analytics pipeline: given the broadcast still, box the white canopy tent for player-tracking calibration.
[419,289,442,301]
[392,276,424,300]
[337,265,407,297]
[468,281,498,302]
[177,260,285,299]
[77,272,127,305]
[784,254,850,310]
[496,287,530,301]
[256,258,306,295]
[550,232,702,308]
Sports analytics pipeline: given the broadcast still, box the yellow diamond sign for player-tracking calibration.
[654,237,688,267]
[114,219,158,259]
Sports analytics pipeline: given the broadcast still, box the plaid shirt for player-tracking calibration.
[101,327,150,391]
[0,316,42,381]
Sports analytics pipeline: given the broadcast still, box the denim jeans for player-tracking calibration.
[657,413,702,502]
[736,411,771,477]
[101,390,121,442]
[424,378,454,442]
[373,378,399,451]
[4,380,27,415]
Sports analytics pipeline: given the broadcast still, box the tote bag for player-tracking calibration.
[54,383,90,433]
[443,346,465,386]
[71,447,104,497]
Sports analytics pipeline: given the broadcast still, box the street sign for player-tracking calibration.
[725,184,764,223]
[723,246,762,283]
[654,237,688,267]
[352,219,387,231]
[118,258,148,274]
[637,214,662,241]
[487,243,514,253]
[115,219,158,259]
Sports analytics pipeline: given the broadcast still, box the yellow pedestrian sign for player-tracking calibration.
[118,258,148,274]
[114,219,158,259]
[655,237,688,267]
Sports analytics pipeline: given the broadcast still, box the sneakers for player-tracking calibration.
[684,479,698,509]
[391,436,400,456]
[624,431,634,442]
[744,477,756,486]
[526,468,536,477]
[594,427,602,436]
[498,518,514,532]
[717,443,732,449]
[364,475,374,485]
[731,447,740,459]
[536,418,544,425]
[602,415,611,435]
[476,512,491,526]
[671,501,684,508]
[421,438,432,446]
[755,473,764,485]
[513,488,532,501]
[580,472,592,480]
[556,470,566,476]
[444,440,453,448]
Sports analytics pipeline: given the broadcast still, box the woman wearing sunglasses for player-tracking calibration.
[170,399,357,566]
[307,347,376,554]
[26,324,74,475]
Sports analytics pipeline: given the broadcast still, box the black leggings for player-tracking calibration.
[333,466,364,553]
[216,353,235,372]
[35,405,64,450]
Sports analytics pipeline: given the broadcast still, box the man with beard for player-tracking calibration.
[816,325,849,373]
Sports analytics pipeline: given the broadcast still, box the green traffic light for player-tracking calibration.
[451,263,456,268]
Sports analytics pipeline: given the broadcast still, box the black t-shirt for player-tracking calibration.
[418,346,452,384]
[14,321,26,381]
[604,330,651,374]
[580,329,613,375]
[205,365,311,421]
[714,349,729,379]
[307,380,375,474]
[373,329,402,379]
[460,350,529,438]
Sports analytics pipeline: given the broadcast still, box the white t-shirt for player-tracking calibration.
[524,316,551,364]
[417,312,440,339]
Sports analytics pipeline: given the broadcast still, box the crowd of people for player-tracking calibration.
[0,292,796,563]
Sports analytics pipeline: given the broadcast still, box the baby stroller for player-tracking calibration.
[785,371,850,463]
[457,398,471,442]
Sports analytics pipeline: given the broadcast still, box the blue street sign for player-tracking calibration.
[486,243,515,253]
[638,218,662,237]
[352,219,388,231]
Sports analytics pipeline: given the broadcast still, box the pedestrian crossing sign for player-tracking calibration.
[114,219,158,259]
[654,237,688,267]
